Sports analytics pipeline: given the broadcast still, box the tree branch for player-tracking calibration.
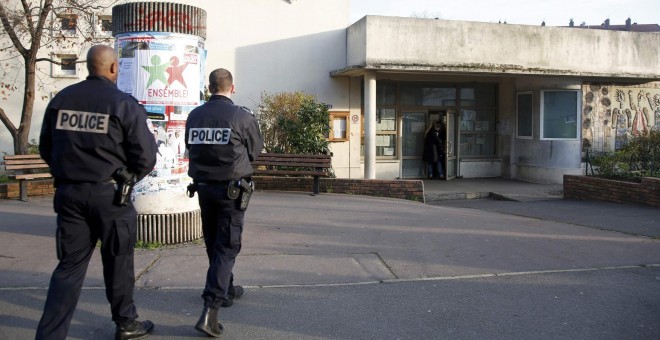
[0,2,29,56]
[0,107,18,137]
[20,0,35,38]
[31,0,54,52]
[35,57,87,66]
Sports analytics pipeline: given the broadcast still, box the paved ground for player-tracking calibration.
[1,179,659,339]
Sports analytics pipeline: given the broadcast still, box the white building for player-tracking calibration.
[2,0,659,184]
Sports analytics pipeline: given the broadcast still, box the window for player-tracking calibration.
[95,15,112,37]
[57,14,77,36]
[327,111,349,142]
[377,83,396,106]
[459,109,497,156]
[460,85,496,107]
[376,108,397,157]
[361,108,397,157]
[51,54,78,77]
[459,84,497,157]
[400,84,456,106]
[516,92,533,138]
[541,90,580,140]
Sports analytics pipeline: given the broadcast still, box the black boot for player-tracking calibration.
[115,319,154,340]
[195,306,224,337]
[221,285,245,307]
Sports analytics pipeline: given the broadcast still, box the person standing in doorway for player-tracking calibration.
[185,68,263,337]
[423,120,445,179]
[36,45,157,340]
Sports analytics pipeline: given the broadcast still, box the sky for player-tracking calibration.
[349,0,660,27]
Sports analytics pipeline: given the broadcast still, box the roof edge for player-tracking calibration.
[330,63,660,80]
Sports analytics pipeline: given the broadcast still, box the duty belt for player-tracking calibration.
[196,180,232,186]
[55,178,116,186]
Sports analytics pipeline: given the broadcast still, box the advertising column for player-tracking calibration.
[112,2,207,244]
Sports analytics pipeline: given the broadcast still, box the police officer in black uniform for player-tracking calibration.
[36,45,157,340]
[185,68,263,337]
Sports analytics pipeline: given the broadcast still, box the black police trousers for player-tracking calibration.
[36,182,140,340]
[197,182,245,309]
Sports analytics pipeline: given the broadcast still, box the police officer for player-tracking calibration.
[36,45,157,340]
[185,68,263,337]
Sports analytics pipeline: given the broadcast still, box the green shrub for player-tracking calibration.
[589,152,628,179]
[259,91,330,155]
[0,173,10,184]
[589,130,660,180]
[618,130,660,177]
[26,139,40,155]
[135,240,163,250]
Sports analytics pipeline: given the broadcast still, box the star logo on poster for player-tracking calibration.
[166,56,188,88]
[133,48,200,105]
[142,55,170,87]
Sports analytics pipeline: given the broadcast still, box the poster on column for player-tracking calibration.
[115,32,206,210]
[116,32,202,105]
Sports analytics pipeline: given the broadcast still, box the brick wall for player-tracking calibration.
[253,176,425,202]
[0,179,55,200]
[563,175,660,208]
[0,177,425,203]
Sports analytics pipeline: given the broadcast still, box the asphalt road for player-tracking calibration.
[1,192,659,339]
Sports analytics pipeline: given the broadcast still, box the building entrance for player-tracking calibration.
[401,110,459,179]
[401,111,426,178]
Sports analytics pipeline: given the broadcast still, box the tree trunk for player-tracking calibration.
[16,55,36,155]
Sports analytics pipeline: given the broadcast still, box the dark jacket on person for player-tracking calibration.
[39,75,157,183]
[185,95,263,182]
[422,127,445,163]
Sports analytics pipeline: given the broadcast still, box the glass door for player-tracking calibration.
[444,110,459,180]
[401,111,427,178]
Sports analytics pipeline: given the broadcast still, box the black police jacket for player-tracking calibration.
[39,75,157,183]
[185,95,263,182]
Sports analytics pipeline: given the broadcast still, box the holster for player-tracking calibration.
[227,178,254,211]
[112,168,136,207]
[187,182,198,198]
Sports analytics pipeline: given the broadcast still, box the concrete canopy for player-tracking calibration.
[331,16,660,81]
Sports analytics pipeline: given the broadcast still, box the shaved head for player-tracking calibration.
[208,68,234,95]
[86,45,118,82]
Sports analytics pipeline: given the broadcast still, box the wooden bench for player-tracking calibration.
[251,153,332,195]
[3,154,51,201]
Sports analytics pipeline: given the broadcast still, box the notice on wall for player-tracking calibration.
[376,135,392,147]
[117,59,135,95]
[499,119,510,134]
[333,118,347,138]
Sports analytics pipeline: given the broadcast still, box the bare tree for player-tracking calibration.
[410,10,442,19]
[0,0,117,154]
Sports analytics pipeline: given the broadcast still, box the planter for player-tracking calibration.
[563,175,660,208]
[252,176,424,202]
[0,179,55,200]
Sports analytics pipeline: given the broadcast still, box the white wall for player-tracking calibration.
[511,77,583,183]
[195,0,349,110]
